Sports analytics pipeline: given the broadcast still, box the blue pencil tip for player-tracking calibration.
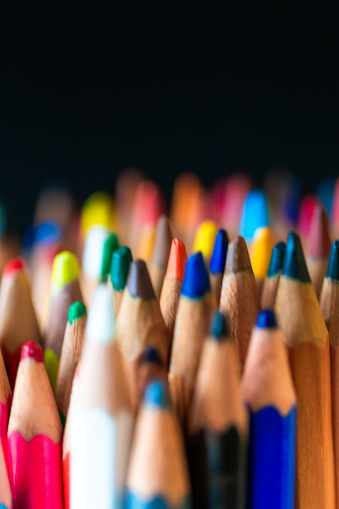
[282,232,311,283]
[256,309,277,328]
[239,190,269,240]
[210,311,229,340]
[181,252,210,298]
[210,229,229,274]
[35,220,62,246]
[139,346,164,367]
[144,380,171,410]
[267,241,286,277]
[326,240,339,281]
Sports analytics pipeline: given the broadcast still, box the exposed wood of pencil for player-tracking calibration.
[261,274,280,309]
[160,277,182,337]
[55,313,87,418]
[210,272,223,307]
[276,278,335,509]
[219,236,261,368]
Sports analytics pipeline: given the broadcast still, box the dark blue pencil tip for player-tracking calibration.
[267,241,286,277]
[256,310,277,329]
[139,346,164,367]
[282,232,311,283]
[181,252,210,298]
[326,240,339,281]
[210,229,229,274]
[210,311,229,341]
[144,380,171,410]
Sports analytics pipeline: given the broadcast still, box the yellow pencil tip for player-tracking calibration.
[51,251,79,290]
[250,227,274,280]
[193,220,217,259]
[44,348,60,393]
[80,191,115,237]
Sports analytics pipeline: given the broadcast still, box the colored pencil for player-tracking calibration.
[0,259,41,388]
[275,231,335,509]
[169,252,213,424]
[160,238,187,338]
[220,173,253,238]
[44,251,82,391]
[8,342,63,509]
[241,309,296,509]
[219,236,261,369]
[250,226,274,295]
[192,220,218,266]
[239,189,269,243]
[0,350,12,509]
[170,172,201,244]
[188,312,247,509]
[80,191,115,239]
[297,194,319,241]
[110,245,133,314]
[125,379,191,508]
[117,259,170,409]
[149,215,173,299]
[261,241,286,309]
[209,229,228,306]
[135,346,167,404]
[320,240,339,509]
[71,284,133,509]
[317,176,335,216]
[55,301,87,423]
[331,178,339,237]
[306,203,332,298]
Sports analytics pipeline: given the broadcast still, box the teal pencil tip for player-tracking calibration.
[68,301,87,325]
[282,231,311,283]
[267,241,286,277]
[209,311,229,341]
[326,240,339,281]
[111,245,133,291]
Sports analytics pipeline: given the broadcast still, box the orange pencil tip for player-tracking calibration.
[166,238,187,281]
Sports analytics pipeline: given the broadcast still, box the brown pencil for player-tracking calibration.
[55,301,87,424]
[320,240,339,509]
[149,216,173,299]
[0,259,41,388]
[159,238,187,338]
[275,231,335,509]
[306,203,332,298]
[117,259,170,410]
[219,236,261,369]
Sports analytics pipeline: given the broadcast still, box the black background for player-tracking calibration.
[1,3,339,232]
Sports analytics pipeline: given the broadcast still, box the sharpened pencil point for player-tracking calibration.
[51,251,79,289]
[21,341,43,363]
[166,238,187,281]
[267,242,286,277]
[256,309,277,328]
[181,252,210,298]
[144,380,171,409]
[326,240,339,281]
[68,301,87,325]
[3,258,24,276]
[111,245,133,291]
[210,229,228,274]
[127,259,156,300]
[210,311,229,340]
[282,232,311,283]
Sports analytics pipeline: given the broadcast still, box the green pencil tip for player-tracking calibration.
[110,245,133,291]
[68,301,87,325]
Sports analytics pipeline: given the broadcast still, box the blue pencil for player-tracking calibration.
[241,310,296,509]
[209,229,228,305]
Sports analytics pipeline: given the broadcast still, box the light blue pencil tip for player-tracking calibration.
[144,380,171,410]
[239,190,269,240]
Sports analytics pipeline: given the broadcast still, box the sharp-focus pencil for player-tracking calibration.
[55,301,87,423]
[188,312,247,509]
[209,229,228,305]
[149,216,173,299]
[0,259,41,388]
[275,231,335,509]
[160,238,187,339]
[169,252,213,424]
[241,309,296,509]
[71,284,133,509]
[125,380,191,509]
[261,241,286,309]
[219,236,261,369]
[8,342,63,509]
[117,259,170,409]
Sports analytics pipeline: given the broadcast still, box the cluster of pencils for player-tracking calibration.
[0,168,339,508]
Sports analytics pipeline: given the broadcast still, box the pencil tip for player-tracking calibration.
[210,229,229,274]
[35,220,62,246]
[20,341,43,363]
[68,301,87,325]
[127,259,156,299]
[111,245,133,291]
[3,258,24,276]
[308,204,332,259]
[51,251,79,289]
[267,241,286,277]
[193,220,218,259]
[226,236,253,273]
[181,252,210,298]
[239,189,269,240]
[256,309,277,329]
[326,240,339,281]
[282,232,311,283]
[86,284,115,343]
[83,226,119,281]
[144,379,171,410]
[153,216,172,266]
[165,238,187,281]
[139,347,164,367]
[210,311,229,340]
